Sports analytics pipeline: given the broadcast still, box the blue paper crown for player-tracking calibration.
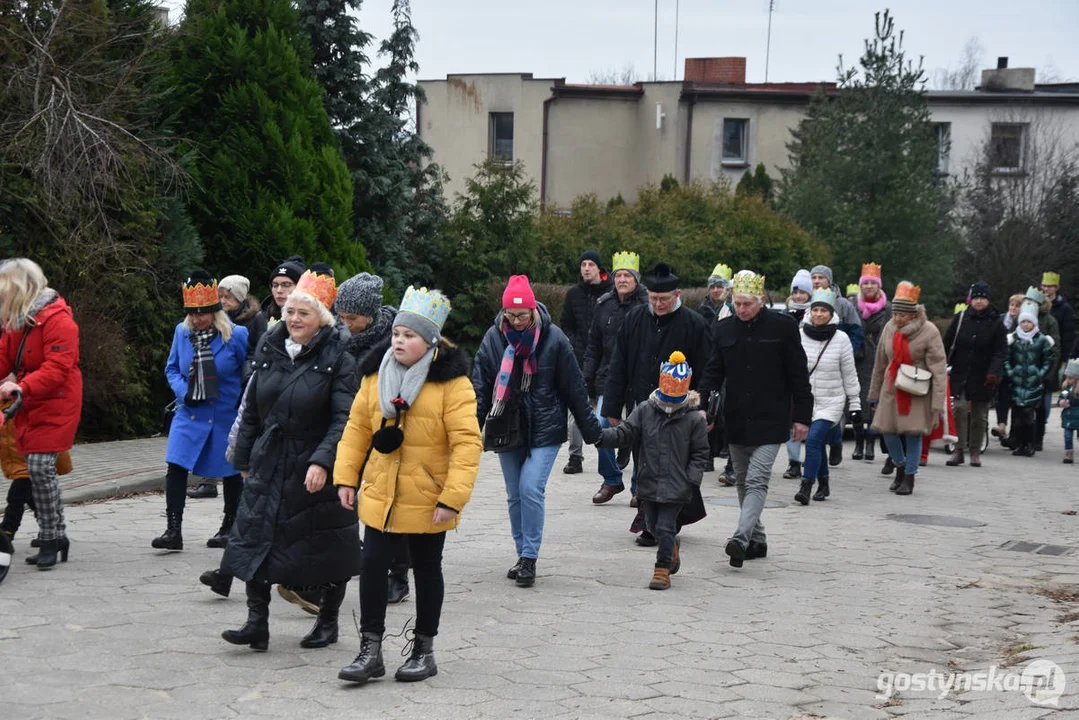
[811,288,837,308]
[399,286,451,330]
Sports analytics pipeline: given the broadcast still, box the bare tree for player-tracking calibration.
[932,37,984,90]
[585,63,640,85]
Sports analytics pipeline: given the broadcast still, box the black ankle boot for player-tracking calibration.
[851,425,865,460]
[881,456,895,476]
[151,511,183,551]
[222,581,270,651]
[199,568,233,597]
[301,582,347,648]
[864,436,876,462]
[395,634,437,682]
[515,558,536,587]
[25,536,69,568]
[889,467,905,493]
[794,479,813,505]
[339,632,385,683]
[782,461,802,479]
[812,476,830,501]
[206,513,235,549]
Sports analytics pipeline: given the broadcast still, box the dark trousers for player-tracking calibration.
[1012,406,1037,448]
[165,463,242,515]
[361,526,445,637]
[1,477,36,535]
[641,500,682,567]
[390,536,411,580]
[995,376,1012,426]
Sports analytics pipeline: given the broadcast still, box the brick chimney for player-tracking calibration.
[684,57,747,85]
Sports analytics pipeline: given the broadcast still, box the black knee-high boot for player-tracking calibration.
[851,422,865,460]
[222,581,270,650]
[207,474,242,548]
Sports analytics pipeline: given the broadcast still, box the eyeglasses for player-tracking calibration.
[649,294,676,305]
[503,311,532,322]
[271,281,295,291]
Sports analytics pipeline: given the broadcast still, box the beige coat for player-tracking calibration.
[869,308,947,435]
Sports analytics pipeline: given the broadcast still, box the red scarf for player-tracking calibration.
[887,329,914,416]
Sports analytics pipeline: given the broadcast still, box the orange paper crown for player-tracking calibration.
[657,350,692,402]
[894,281,922,305]
[296,269,337,310]
[860,262,882,281]
[182,282,220,311]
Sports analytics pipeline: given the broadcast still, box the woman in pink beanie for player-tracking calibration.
[472,275,601,587]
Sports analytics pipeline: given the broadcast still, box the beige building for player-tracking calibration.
[417,57,1079,210]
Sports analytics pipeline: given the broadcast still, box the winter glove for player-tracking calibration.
[848,410,863,425]
[985,374,999,388]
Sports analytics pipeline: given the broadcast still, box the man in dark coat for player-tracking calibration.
[560,249,614,474]
[1043,272,1076,359]
[583,251,647,503]
[942,281,1007,467]
[700,270,813,568]
[260,255,305,326]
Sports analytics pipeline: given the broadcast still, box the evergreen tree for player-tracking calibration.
[735,163,776,204]
[777,10,957,308]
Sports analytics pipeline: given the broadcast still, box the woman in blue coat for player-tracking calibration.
[153,270,249,551]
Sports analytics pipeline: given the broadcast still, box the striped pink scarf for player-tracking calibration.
[490,320,541,417]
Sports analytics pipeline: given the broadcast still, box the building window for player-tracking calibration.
[489,113,514,164]
[990,122,1026,172]
[722,118,749,165]
[934,122,951,175]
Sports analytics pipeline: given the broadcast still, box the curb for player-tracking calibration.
[63,471,165,504]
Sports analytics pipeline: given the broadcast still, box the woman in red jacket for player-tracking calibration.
[0,258,83,569]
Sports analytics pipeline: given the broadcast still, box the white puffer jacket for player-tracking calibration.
[801,319,861,424]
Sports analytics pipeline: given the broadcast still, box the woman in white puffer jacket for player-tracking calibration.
[794,288,862,505]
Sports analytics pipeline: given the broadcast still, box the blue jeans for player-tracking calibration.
[785,436,802,463]
[596,395,624,488]
[498,445,560,559]
[883,434,923,477]
[827,421,843,447]
[1066,429,1074,451]
[802,420,835,480]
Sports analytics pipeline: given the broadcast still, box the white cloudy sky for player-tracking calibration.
[160,0,1078,85]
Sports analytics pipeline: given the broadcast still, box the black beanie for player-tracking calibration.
[308,261,335,278]
[270,255,305,284]
[579,249,604,273]
[969,280,991,300]
[182,268,221,315]
[643,263,679,293]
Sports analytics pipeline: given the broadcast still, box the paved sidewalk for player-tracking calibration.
[1,430,1077,719]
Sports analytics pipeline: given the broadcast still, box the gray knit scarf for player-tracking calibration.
[377,344,436,419]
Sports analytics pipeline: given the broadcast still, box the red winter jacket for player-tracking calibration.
[0,295,83,454]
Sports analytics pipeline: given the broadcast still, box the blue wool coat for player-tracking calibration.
[164,322,249,477]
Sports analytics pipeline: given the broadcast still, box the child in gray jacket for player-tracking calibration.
[597,351,710,589]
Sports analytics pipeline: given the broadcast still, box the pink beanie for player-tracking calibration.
[502,275,537,310]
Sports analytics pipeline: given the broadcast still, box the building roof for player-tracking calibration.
[928,89,1079,105]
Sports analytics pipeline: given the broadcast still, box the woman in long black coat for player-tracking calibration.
[221,279,363,652]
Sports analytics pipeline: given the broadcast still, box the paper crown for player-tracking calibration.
[953,303,968,315]
[846,283,860,297]
[893,281,921,306]
[1025,286,1046,305]
[711,263,733,281]
[811,288,837,308]
[296,270,337,310]
[1043,271,1061,286]
[1065,358,1079,378]
[860,262,882,281]
[611,251,640,274]
[399,285,452,330]
[182,277,220,313]
[657,351,692,402]
[731,270,765,297]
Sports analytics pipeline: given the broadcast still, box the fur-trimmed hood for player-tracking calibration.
[357,336,471,383]
[647,389,701,414]
[230,294,263,324]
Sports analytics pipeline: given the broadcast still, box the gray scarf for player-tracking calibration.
[377,345,436,419]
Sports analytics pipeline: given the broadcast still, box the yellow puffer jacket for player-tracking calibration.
[334,340,482,534]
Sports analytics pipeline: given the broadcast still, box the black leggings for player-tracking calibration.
[361,526,445,637]
[165,463,242,515]
[1,477,36,535]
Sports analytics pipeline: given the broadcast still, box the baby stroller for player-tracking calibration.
[0,390,23,586]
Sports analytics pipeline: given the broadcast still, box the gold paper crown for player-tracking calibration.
[611,251,640,274]
[182,282,219,310]
[400,286,452,330]
[658,350,692,400]
[1043,271,1061,286]
[731,270,765,297]
[711,263,733,281]
[296,270,337,310]
[860,262,882,280]
[846,283,860,296]
[894,281,922,305]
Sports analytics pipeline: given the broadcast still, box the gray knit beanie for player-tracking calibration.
[810,265,834,287]
[335,272,384,317]
[219,275,250,302]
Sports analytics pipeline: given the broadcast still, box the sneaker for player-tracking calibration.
[635,531,657,547]
[562,456,583,474]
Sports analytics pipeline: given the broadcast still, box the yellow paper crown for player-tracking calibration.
[611,251,640,274]
[711,263,733,282]
[1043,271,1061,286]
[846,283,860,296]
[182,281,219,310]
[731,270,765,297]
[953,303,968,315]
[400,286,452,330]
[860,262,882,281]
[894,281,922,305]
[296,270,337,310]
[658,350,692,401]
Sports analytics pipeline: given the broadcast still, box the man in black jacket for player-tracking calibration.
[561,249,614,474]
[1043,272,1076,360]
[700,270,813,568]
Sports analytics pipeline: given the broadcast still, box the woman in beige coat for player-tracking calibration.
[869,282,947,496]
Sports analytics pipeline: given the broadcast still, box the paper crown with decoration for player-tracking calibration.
[1043,271,1061,286]
[611,251,640,275]
[396,285,452,345]
[954,303,969,315]
[1025,286,1046,305]
[295,269,338,311]
[860,262,882,285]
[657,351,692,403]
[846,283,860,297]
[1065,358,1079,379]
[708,263,733,288]
[810,287,837,310]
[182,269,221,315]
[731,270,766,297]
[892,281,922,312]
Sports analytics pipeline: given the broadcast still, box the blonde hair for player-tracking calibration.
[1008,293,1025,306]
[183,310,234,342]
[0,258,49,331]
[284,290,334,327]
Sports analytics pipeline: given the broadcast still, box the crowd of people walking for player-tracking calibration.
[0,250,1076,680]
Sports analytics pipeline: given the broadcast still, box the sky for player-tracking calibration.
[160,0,1079,86]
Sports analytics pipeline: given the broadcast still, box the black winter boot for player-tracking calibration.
[828,443,843,467]
[395,634,437,682]
[881,456,895,476]
[151,511,183,551]
[782,461,802,479]
[851,424,865,460]
[221,581,270,651]
[794,479,813,506]
[199,568,234,597]
[812,476,830,501]
[864,435,876,462]
[301,582,347,648]
[895,472,915,495]
[25,536,69,567]
[889,467,905,493]
[206,513,235,549]
[515,558,537,587]
[338,632,385,684]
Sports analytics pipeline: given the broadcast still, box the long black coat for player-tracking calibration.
[600,303,711,419]
[473,305,602,449]
[582,286,648,398]
[943,305,1008,402]
[855,301,892,408]
[1051,295,1076,360]
[223,323,363,586]
[700,308,813,446]
[561,276,614,368]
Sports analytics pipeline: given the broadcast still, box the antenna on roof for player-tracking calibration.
[673,0,680,80]
[765,0,776,83]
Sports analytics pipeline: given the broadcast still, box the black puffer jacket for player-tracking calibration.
[228,294,269,381]
[560,276,613,368]
[224,322,363,586]
[600,303,711,419]
[855,301,891,408]
[1052,295,1076,360]
[472,305,602,449]
[943,305,1008,402]
[583,285,648,397]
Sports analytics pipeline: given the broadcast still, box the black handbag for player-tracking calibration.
[483,408,525,453]
[162,399,177,436]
